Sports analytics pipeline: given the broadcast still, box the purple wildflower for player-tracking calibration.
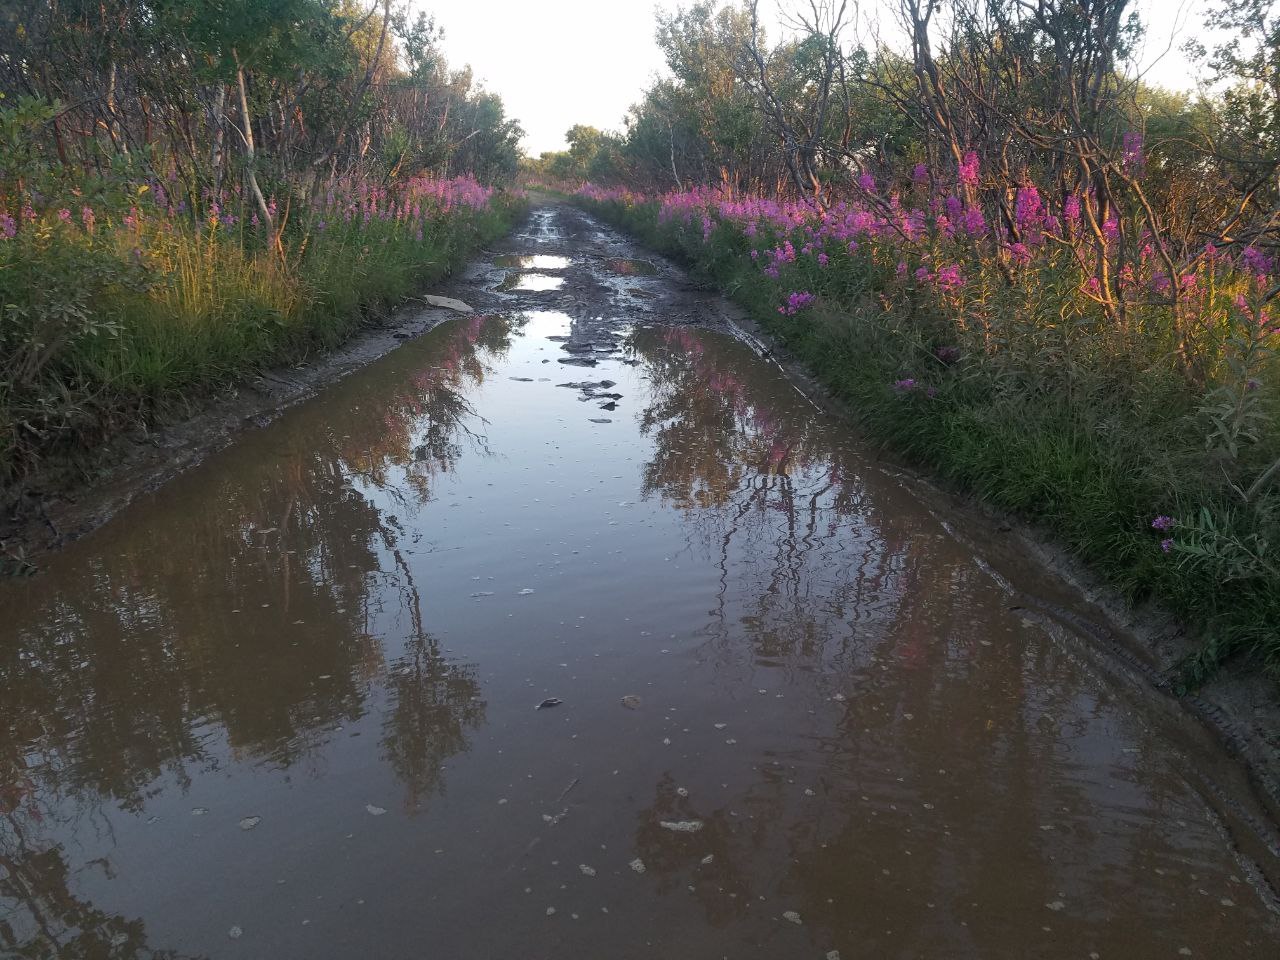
[1151,515,1174,531]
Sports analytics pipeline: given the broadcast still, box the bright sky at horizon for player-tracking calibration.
[423,0,1212,157]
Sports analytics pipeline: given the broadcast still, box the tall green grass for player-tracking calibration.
[0,188,525,490]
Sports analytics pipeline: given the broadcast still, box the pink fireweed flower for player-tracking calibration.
[1160,538,1174,553]
[1014,186,1043,231]
[0,213,15,239]
[934,263,965,292]
[957,151,980,187]
[1008,242,1032,265]
[1102,217,1120,241]
[817,252,829,267]
[1064,194,1081,224]
[912,163,929,184]
[857,172,876,193]
[1122,132,1145,173]
[962,205,986,237]
[1243,245,1273,280]
[81,206,95,230]
[896,261,908,278]
[779,291,816,316]
[57,208,71,224]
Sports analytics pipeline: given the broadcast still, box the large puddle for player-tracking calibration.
[2,304,1278,957]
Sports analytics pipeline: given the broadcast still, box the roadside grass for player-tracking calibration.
[0,188,525,493]
[577,194,1280,686]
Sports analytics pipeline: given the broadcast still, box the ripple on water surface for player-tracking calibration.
[1,310,1277,959]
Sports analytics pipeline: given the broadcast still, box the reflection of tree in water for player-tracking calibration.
[1,815,203,959]
[631,325,915,666]
[623,326,1242,948]
[377,556,486,813]
[0,315,511,957]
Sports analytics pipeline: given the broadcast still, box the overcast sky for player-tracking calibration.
[423,0,1209,157]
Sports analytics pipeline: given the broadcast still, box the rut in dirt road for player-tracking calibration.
[1,202,1278,960]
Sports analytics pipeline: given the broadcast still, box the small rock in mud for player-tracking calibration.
[629,858,646,874]
[192,807,209,816]
[588,418,612,424]
[228,926,244,940]
[365,804,387,816]
[598,402,617,411]
[239,816,261,831]
[782,910,802,925]
[563,342,596,353]
[620,694,642,709]
[536,697,563,710]
[659,820,704,833]
[579,864,597,877]
[558,358,598,367]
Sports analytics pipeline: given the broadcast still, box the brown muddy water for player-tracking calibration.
[2,206,1279,959]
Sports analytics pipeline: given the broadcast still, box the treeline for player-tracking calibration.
[0,2,527,511]
[566,0,1280,679]
[548,1,1278,251]
[2,0,523,193]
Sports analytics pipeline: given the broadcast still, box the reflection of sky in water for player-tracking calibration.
[493,254,571,270]
[499,272,564,291]
[0,314,1276,960]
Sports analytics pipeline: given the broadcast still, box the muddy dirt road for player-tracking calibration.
[1,203,1278,958]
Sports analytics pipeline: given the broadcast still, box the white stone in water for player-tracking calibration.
[422,295,474,313]
[782,910,802,924]
[517,588,535,595]
[238,817,260,831]
[629,858,646,874]
[366,804,387,816]
[579,864,596,877]
[228,926,243,940]
[1045,900,1065,911]
[659,820,704,833]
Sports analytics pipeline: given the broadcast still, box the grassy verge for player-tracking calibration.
[575,192,1280,686]
[1,178,526,496]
